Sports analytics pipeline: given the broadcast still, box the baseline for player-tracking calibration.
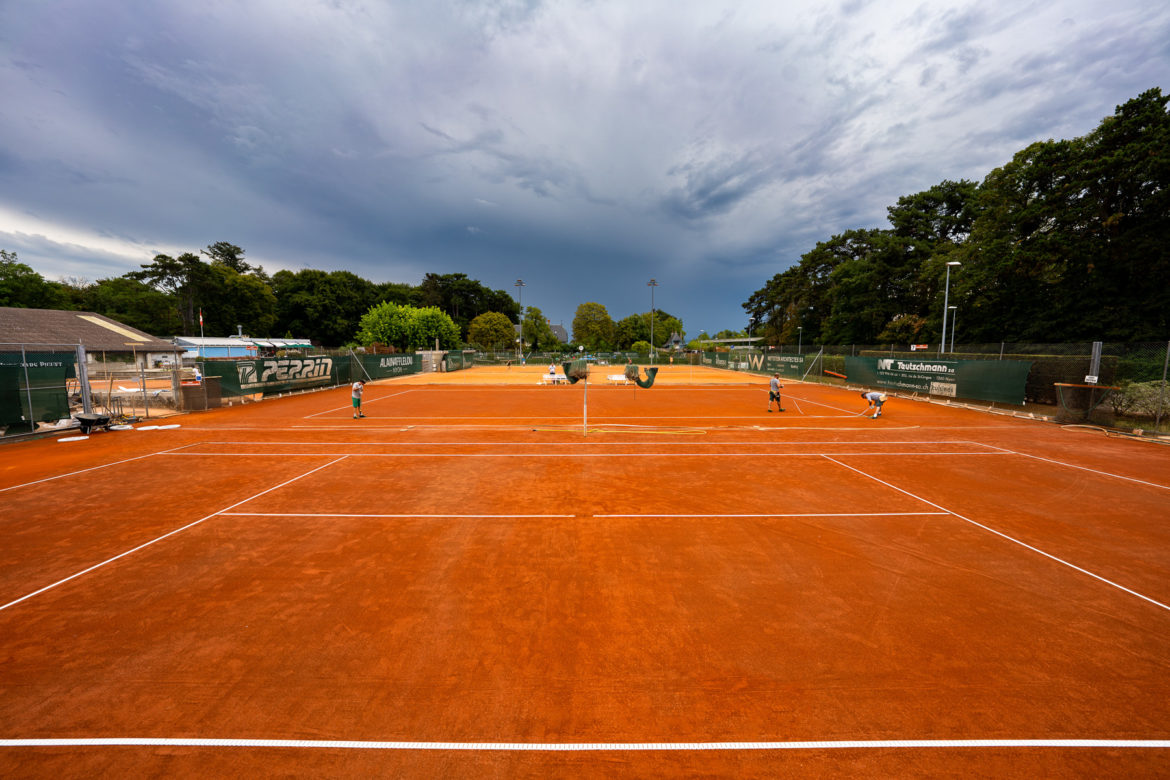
[2,737,1167,752]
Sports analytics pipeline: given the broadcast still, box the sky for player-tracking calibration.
[2,0,1168,337]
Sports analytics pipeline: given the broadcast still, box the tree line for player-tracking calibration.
[744,87,1169,346]
[1,242,689,352]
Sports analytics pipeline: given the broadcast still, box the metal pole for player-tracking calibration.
[20,344,34,433]
[648,279,658,365]
[940,265,951,357]
[939,262,960,356]
[512,279,526,360]
[798,326,803,355]
[949,306,957,353]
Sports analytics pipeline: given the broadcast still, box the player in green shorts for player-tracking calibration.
[352,379,366,419]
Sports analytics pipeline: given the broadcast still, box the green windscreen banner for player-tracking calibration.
[701,351,806,378]
[0,352,75,429]
[204,355,336,396]
[844,356,1033,405]
[361,354,422,379]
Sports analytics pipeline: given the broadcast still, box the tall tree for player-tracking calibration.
[272,269,381,346]
[468,311,516,350]
[522,306,558,351]
[127,252,210,334]
[82,277,182,335]
[0,250,65,309]
[571,302,616,350]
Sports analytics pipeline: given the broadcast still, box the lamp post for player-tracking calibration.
[514,279,525,360]
[948,305,957,353]
[797,326,803,355]
[647,279,659,364]
[940,262,961,356]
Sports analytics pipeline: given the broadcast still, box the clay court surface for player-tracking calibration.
[2,365,1169,777]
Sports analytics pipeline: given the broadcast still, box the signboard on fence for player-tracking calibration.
[844,356,1033,405]
[361,354,422,379]
[206,356,335,396]
[701,351,806,378]
[0,351,74,428]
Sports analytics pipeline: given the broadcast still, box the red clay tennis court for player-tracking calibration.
[2,366,1169,777]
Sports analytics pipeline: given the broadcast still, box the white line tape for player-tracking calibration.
[0,737,1166,751]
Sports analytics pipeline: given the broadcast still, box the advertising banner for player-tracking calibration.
[207,356,335,396]
[701,351,806,378]
[844,356,1032,405]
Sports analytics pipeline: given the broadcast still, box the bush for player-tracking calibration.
[1108,380,1170,417]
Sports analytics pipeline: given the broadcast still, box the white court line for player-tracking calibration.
[596,512,949,518]
[221,513,574,518]
[0,446,192,494]
[170,439,1001,447]
[822,456,1170,613]
[976,444,1170,491]
[0,456,349,613]
[304,388,422,419]
[1,737,1166,751]
[164,451,1009,458]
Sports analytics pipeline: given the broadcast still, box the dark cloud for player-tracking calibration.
[1,0,1167,333]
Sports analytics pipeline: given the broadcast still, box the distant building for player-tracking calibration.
[666,331,685,350]
[173,336,314,359]
[550,323,569,343]
[0,306,181,367]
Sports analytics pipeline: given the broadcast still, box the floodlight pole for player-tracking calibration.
[940,262,960,357]
[648,279,658,365]
[514,279,525,360]
[797,326,803,355]
[948,306,957,353]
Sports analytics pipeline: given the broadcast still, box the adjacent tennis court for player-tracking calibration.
[2,365,1168,777]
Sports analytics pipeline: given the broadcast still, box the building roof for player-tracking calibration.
[173,336,314,349]
[0,307,180,353]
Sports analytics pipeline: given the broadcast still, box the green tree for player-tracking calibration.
[613,313,649,349]
[631,340,652,356]
[468,311,516,350]
[272,269,381,346]
[412,306,461,350]
[82,277,181,335]
[201,264,277,337]
[416,272,520,338]
[128,252,212,334]
[357,302,459,350]
[572,302,616,350]
[202,241,253,274]
[522,306,558,351]
[357,301,415,348]
[0,250,65,308]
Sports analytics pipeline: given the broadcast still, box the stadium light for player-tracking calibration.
[940,262,960,357]
[514,279,525,359]
[647,279,659,364]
